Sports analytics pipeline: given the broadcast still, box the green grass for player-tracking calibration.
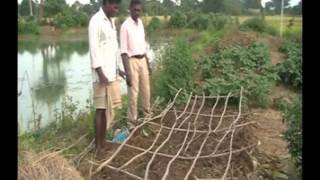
[237,15,302,40]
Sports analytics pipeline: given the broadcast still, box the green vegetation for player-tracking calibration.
[53,8,89,29]
[18,17,40,35]
[277,41,302,88]
[240,17,277,35]
[284,97,302,177]
[198,42,278,107]
[168,11,187,28]
[146,16,162,35]
[152,38,195,103]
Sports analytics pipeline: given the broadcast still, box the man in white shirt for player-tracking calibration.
[88,0,125,156]
[120,0,152,127]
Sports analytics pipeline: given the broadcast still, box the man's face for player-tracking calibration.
[105,3,119,17]
[130,4,142,20]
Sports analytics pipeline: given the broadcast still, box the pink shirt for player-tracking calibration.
[120,17,146,57]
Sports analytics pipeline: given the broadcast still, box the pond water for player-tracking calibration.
[18,38,167,134]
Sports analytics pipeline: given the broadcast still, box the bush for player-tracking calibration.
[18,18,40,35]
[240,17,277,35]
[208,13,229,30]
[283,97,302,177]
[152,38,195,103]
[168,11,187,28]
[187,13,228,31]
[146,17,162,35]
[53,8,89,29]
[188,14,210,30]
[240,17,265,32]
[198,42,278,107]
[277,41,302,88]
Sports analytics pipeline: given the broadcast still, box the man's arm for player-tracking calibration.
[89,19,109,85]
[120,23,132,86]
[145,54,152,75]
[121,53,132,86]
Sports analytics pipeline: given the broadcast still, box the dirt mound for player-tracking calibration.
[90,97,259,180]
[217,31,257,49]
[18,150,84,180]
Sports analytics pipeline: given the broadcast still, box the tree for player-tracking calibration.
[20,0,37,16]
[29,0,34,16]
[44,0,67,17]
[201,0,224,13]
[181,0,199,12]
[162,0,175,15]
[271,0,290,14]
[290,1,301,15]
[224,0,243,15]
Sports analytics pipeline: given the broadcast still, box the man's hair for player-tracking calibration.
[130,0,141,8]
[103,0,121,5]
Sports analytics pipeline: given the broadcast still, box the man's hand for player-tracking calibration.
[145,56,152,76]
[121,53,132,87]
[96,67,109,86]
[118,70,127,80]
[148,66,152,76]
[126,73,132,87]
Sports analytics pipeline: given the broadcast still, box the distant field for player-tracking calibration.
[238,15,302,33]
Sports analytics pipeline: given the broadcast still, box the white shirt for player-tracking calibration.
[88,8,120,82]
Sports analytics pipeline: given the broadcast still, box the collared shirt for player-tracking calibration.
[88,8,120,82]
[120,16,147,57]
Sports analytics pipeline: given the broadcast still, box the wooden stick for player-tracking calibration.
[209,87,244,156]
[109,140,257,160]
[144,106,182,180]
[161,123,191,180]
[75,139,94,167]
[221,128,236,180]
[89,160,143,180]
[95,89,183,174]
[177,95,198,129]
[117,123,164,170]
[183,95,221,180]
[143,93,193,179]
[213,93,231,132]
[169,110,250,118]
[32,133,88,166]
[183,94,206,153]
[221,87,244,180]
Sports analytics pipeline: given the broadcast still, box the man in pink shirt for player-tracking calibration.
[120,0,152,127]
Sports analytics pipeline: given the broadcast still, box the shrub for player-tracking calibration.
[152,38,195,103]
[241,17,265,32]
[277,41,302,88]
[198,42,278,107]
[53,8,89,29]
[283,97,302,177]
[146,17,162,35]
[18,18,40,35]
[240,17,277,35]
[168,11,187,28]
[187,13,228,31]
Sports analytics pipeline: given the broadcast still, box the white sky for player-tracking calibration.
[18,0,301,7]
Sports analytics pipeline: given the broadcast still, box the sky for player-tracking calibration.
[18,0,301,7]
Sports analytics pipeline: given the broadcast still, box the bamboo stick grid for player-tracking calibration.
[94,87,257,180]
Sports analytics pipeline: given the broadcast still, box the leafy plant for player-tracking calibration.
[168,11,187,28]
[283,97,302,177]
[146,17,162,35]
[198,42,278,107]
[277,41,302,88]
[18,17,40,35]
[152,38,195,103]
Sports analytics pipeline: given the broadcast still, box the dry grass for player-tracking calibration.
[18,150,84,180]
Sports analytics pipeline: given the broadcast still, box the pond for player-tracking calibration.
[18,38,167,134]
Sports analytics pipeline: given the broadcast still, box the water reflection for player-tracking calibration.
[18,39,165,134]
